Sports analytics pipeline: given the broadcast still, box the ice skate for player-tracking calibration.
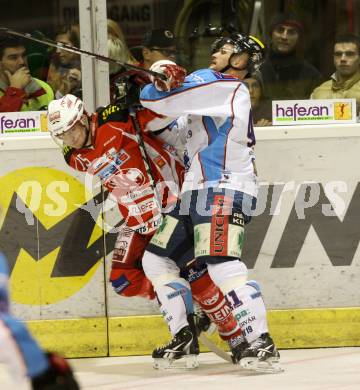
[194,303,216,336]
[240,333,284,373]
[228,334,249,364]
[152,325,199,370]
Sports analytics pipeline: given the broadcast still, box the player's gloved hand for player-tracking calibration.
[31,352,79,389]
[110,268,156,300]
[150,60,186,92]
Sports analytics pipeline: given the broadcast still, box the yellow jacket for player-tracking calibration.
[0,78,54,112]
[311,71,360,115]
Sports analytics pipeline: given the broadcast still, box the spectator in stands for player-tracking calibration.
[109,27,177,104]
[311,33,360,117]
[244,73,272,126]
[134,28,177,69]
[107,18,127,45]
[107,19,137,75]
[25,30,52,81]
[260,13,322,101]
[0,33,53,112]
[107,19,139,104]
[47,24,81,98]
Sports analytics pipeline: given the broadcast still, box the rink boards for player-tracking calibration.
[0,125,359,357]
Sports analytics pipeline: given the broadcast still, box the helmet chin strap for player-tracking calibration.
[219,64,231,73]
[220,63,248,73]
[220,54,248,73]
[80,128,91,148]
[79,116,91,148]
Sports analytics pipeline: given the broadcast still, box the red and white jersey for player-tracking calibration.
[64,105,184,234]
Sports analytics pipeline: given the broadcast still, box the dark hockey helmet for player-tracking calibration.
[211,33,265,73]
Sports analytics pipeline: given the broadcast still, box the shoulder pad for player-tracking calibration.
[97,104,129,126]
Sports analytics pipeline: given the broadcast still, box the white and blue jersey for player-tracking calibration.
[140,68,258,197]
[0,252,49,382]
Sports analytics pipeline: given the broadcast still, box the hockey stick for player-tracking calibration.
[0,27,167,80]
[199,333,233,363]
[128,106,163,225]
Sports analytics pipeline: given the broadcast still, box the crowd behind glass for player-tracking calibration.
[0,9,360,125]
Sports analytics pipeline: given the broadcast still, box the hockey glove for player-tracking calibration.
[150,60,186,92]
[110,268,156,300]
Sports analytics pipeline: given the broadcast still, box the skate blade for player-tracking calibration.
[153,354,199,370]
[240,357,284,374]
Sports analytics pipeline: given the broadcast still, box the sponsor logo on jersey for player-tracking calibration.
[74,154,91,170]
[113,229,134,263]
[154,155,166,168]
[167,287,187,300]
[92,148,130,181]
[128,197,157,216]
[219,171,232,183]
[185,266,207,282]
[239,315,256,328]
[150,215,178,248]
[234,309,250,321]
[213,71,238,81]
[231,212,244,226]
[194,223,210,257]
[207,304,232,322]
[101,104,121,121]
[120,186,154,203]
[111,274,130,294]
[210,195,231,256]
[135,215,162,234]
[203,292,220,306]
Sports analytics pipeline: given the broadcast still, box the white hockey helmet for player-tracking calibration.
[47,94,84,137]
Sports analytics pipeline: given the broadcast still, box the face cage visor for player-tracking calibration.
[211,37,240,55]
[212,37,264,70]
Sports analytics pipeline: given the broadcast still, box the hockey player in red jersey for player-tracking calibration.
[47,87,245,365]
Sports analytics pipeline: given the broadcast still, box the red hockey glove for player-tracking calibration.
[150,60,187,92]
[110,268,156,300]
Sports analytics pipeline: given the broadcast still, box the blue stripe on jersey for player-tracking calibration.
[0,252,9,276]
[0,252,9,313]
[246,280,261,292]
[141,69,239,102]
[202,116,218,144]
[167,282,194,315]
[199,117,232,181]
[1,314,49,378]
[218,117,232,135]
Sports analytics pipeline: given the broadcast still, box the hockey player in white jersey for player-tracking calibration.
[0,251,79,388]
[139,33,282,372]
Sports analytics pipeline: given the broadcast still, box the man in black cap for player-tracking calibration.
[133,29,177,69]
[260,13,323,100]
